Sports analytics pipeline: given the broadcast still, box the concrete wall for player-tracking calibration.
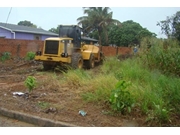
[0,38,132,58]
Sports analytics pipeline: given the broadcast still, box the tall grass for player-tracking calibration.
[61,68,118,103]
[140,37,180,77]
[57,39,180,125]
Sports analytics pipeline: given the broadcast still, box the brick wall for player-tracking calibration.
[0,38,43,57]
[101,46,132,56]
[0,38,132,58]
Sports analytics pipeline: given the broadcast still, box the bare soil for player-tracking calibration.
[0,58,145,127]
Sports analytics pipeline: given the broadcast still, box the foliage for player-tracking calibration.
[50,49,180,125]
[108,20,156,46]
[109,80,134,114]
[81,74,117,103]
[49,25,59,34]
[62,69,92,87]
[157,11,180,41]
[25,51,35,60]
[24,76,37,93]
[0,52,11,62]
[101,56,121,74]
[18,20,37,28]
[88,30,99,41]
[77,7,121,45]
[141,37,180,77]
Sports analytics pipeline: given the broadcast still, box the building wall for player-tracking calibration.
[0,27,58,41]
[15,32,58,41]
[15,32,35,40]
[0,38,132,58]
[0,27,13,38]
[42,35,58,40]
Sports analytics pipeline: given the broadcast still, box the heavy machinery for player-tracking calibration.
[34,25,104,70]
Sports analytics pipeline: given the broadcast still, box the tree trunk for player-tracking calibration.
[105,28,109,45]
[98,30,102,51]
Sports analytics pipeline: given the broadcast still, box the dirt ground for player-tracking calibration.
[0,58,146,127]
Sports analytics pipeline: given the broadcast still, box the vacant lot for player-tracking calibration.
[0,58,145,127]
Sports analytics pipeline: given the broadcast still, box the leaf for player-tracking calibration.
[24,76,36,93]
[117,101,120,108]
[127,107,131,113]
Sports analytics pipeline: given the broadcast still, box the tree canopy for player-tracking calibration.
[157,11,180,41]
[108,20,156,47]
[47,7,157,47]
[77,7,121,45]
[49,25,59,34]
[17,20,37,28]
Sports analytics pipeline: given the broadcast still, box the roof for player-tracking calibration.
[0,22,58,36]
[46,37,73,41]
[81,36,98,42]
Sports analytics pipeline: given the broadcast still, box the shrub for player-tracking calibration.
[109,80,134,114]
[0,52,11,62]
[25,51,35,60]
[24,76,37,93]
[140,38,180,77]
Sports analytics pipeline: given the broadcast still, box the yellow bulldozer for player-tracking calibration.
[34,25,104,70]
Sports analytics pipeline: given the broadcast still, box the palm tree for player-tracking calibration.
[77,7,121,45]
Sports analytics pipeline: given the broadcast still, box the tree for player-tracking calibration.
[18,20,37,28]
[108,20,156,47]
[49,25,59,34]
[157,11,180,41]
[77,7,121,45]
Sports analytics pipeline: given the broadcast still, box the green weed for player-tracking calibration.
[24,76,37,93]
[37,101,50,109]
[0,52,11,62]
[109,80,134,114]
[25,51,35,60]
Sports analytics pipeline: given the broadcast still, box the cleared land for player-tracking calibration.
[0,59,143,127]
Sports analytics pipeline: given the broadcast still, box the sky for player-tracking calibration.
[0,0,180,39]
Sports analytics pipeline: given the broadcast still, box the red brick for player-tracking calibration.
[0,39,132,58]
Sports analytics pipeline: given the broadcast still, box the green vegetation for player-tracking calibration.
[37,101,50,109]
[157,11,180,42]
[140,38,180,76]
[25,51,35,60]
[24,76,37,93]
[56,37,180,126]
[0,52,11,62]
[109,80,134,114]
[18,20,37,28]
[77,7,121,45]
[108,20,156,46]
[33,9,180,126]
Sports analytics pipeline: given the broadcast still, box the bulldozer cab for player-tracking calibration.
[59,25,82,48]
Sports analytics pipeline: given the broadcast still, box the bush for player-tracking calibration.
[140,38,180,77]
[109,80,134,114]
[25,51,35,60]
[0,52,11,62]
